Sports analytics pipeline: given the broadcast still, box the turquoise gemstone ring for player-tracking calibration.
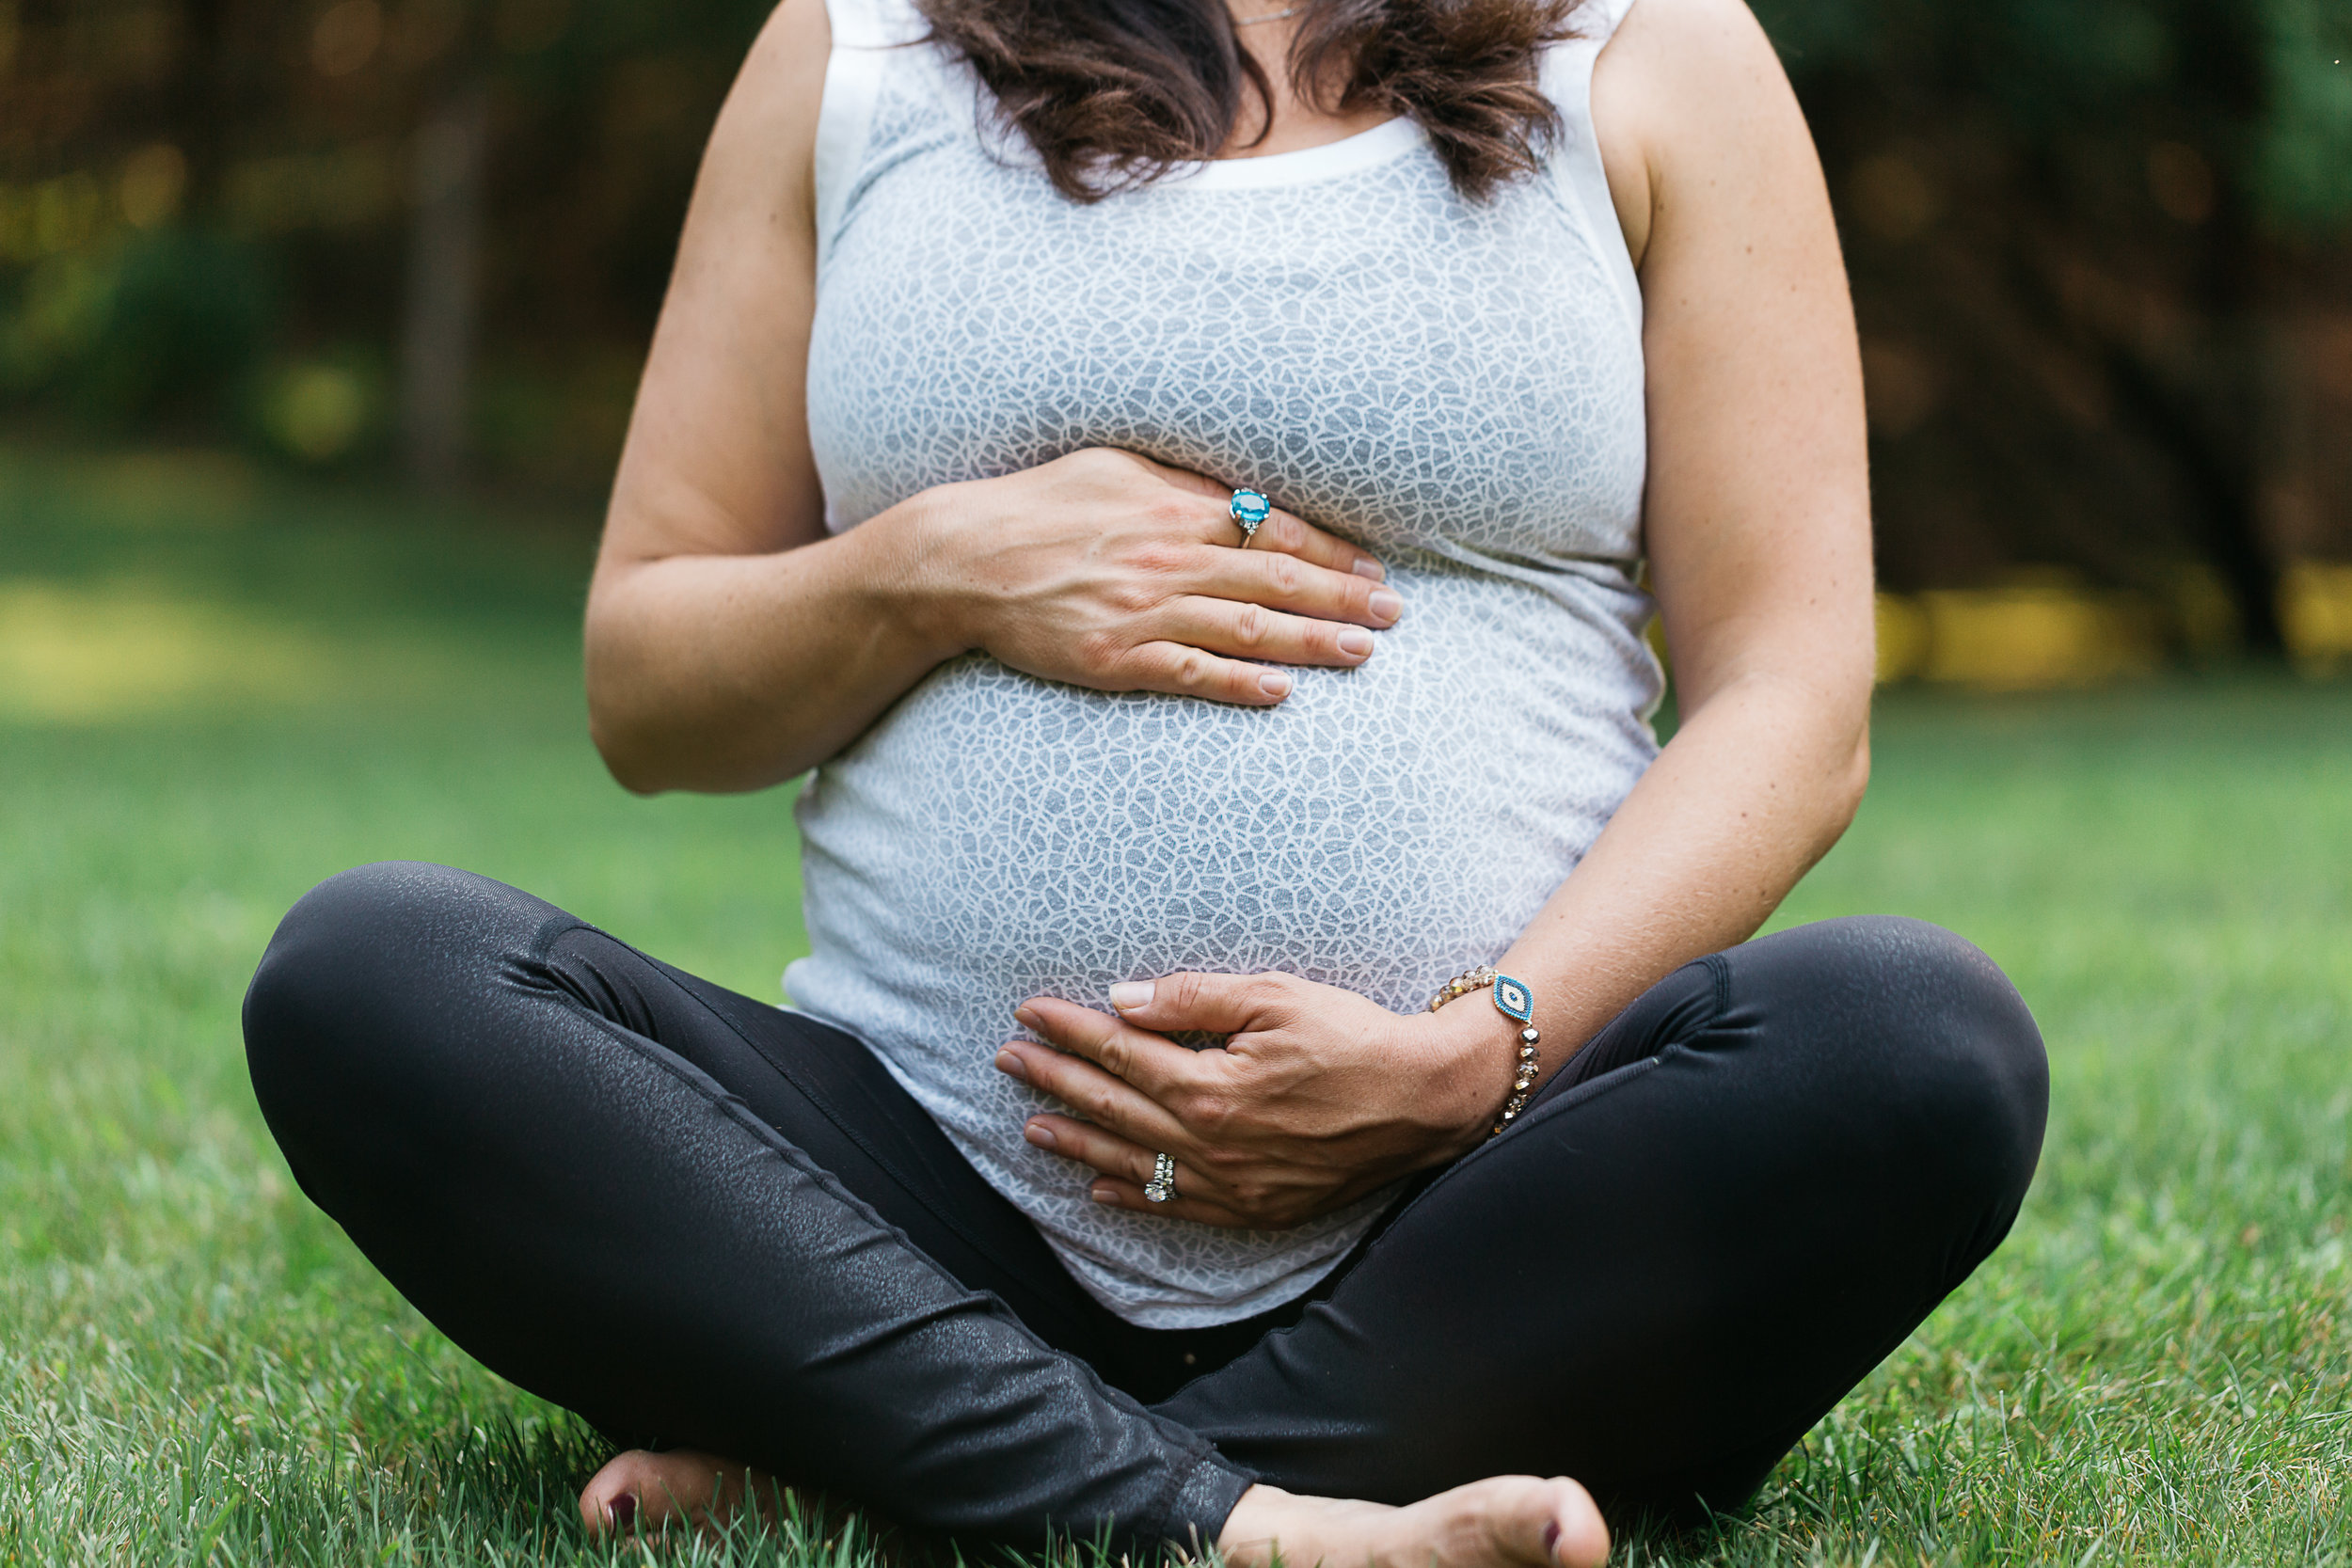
[1229,487,1272,546]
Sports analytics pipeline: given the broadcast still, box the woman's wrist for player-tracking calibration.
[1410,1001,1528,1162]
[861,483,988,665]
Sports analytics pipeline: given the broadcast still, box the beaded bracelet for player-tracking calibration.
[1426,964,1541,1137]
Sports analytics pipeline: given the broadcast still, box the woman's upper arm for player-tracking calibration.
[595,0,832,582]
[1590,0,1875,720]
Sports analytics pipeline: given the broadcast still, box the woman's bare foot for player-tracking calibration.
[579,1455,1605,1567]
[579,1448,779,1539]
[1216,1477,1609,1568]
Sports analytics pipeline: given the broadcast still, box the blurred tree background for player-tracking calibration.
[0,0,768,492]
[1750,0,2352,661]
[1,0,2348,665]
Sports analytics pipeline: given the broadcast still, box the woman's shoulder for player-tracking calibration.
[1586,0,1804,270]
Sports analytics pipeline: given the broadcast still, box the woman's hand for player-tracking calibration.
[906,449,1405,707]
[993,973,1519,1228]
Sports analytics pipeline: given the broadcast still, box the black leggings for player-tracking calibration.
[242,863,2046,1553]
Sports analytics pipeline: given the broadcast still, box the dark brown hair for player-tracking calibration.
[912,0,1584,203]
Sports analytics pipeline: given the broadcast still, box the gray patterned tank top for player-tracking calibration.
[787,0,1657,1327]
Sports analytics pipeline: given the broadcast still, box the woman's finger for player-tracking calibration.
[1119,454,1386,582]
[1103,970,1305,1037]
[1158,596,1378,671]
[1115,640,1301,705]
[1189,542,1404,629]
[1085,1174,1254,1228]
[1238,506,1387,585]
[1013,996,1219,1103]
[1023,1113,1208,1193]
[995,1038,1193,1150]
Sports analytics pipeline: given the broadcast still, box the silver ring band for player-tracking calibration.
[1144,1151,1178,1203]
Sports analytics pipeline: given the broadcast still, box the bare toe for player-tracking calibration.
[579,1448,753,1538]
[1219,1475,1610,1568]
[1424,1475,1608,1568]
[1524,1478,1608,1568]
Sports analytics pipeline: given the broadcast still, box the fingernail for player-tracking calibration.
[1258,670,1293,698]
[1368,587,1404,624]
[1353,558,1387,581]
[1542,1521,1559,1559]
[1091,1185,1120,1204]
[1108,980,1154,1010]
[612,1494,638,1531]
[1337,627,1374,657]
[1025,1120,1057,1149]
[995,1050,1028,1083]
[1012,1005,1041,1029]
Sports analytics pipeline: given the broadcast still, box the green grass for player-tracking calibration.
[4,445,2352,1565]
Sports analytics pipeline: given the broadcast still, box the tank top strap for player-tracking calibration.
[1539,0,1643,332]
[1575,0,1641,45]
[822,0,925,49]
[815,0,932,268]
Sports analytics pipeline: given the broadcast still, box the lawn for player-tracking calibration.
[3,445,2350,1566]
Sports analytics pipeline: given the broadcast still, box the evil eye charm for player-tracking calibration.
[1492,974,1534,1022]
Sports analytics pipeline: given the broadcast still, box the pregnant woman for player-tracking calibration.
[243,0,2048,1560]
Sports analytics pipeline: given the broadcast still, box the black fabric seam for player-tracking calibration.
[594,1013,1226,1533]
[1705,948,1732,1022]
[532,915,1103,1347]
[518,915,1202,1466]
[548,943,1207,1430]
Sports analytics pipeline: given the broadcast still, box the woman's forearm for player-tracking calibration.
[585,450,1399,796]
[585,499,961,794]
[1496,668,1871,1075]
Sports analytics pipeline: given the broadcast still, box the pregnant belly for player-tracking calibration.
[792,572,1659,1037]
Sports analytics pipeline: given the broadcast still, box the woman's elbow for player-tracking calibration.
[1829,724,1871,830]
[589,711,671,796]
[583,658,804,796]
[582,629,678,795]
[1817,636,1875,833]
[585,682,673,795]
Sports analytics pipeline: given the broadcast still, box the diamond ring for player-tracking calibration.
[1229,488,1271,546]
[1144,1151,1178,1203]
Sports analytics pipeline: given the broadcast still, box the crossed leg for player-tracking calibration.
[244,863,2042,1562]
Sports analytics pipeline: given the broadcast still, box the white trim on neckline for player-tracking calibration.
[1161,116,1424,191]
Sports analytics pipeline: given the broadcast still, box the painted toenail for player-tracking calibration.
[612,1494,637,1530]
[1542,1521,1559,1560]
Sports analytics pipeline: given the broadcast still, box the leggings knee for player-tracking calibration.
[1846,916,2047,1211]
[1740,916,2048,1210]
[244,861,547,1148]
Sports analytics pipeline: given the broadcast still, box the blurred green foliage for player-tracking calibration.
[2259,0,2352,230]
[0,0,771,478]
[0,228,277,424]
[1741,0,2352,632]
[1751,0,2352,233]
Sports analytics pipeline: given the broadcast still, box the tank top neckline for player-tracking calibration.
[1162,115,1423,192]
